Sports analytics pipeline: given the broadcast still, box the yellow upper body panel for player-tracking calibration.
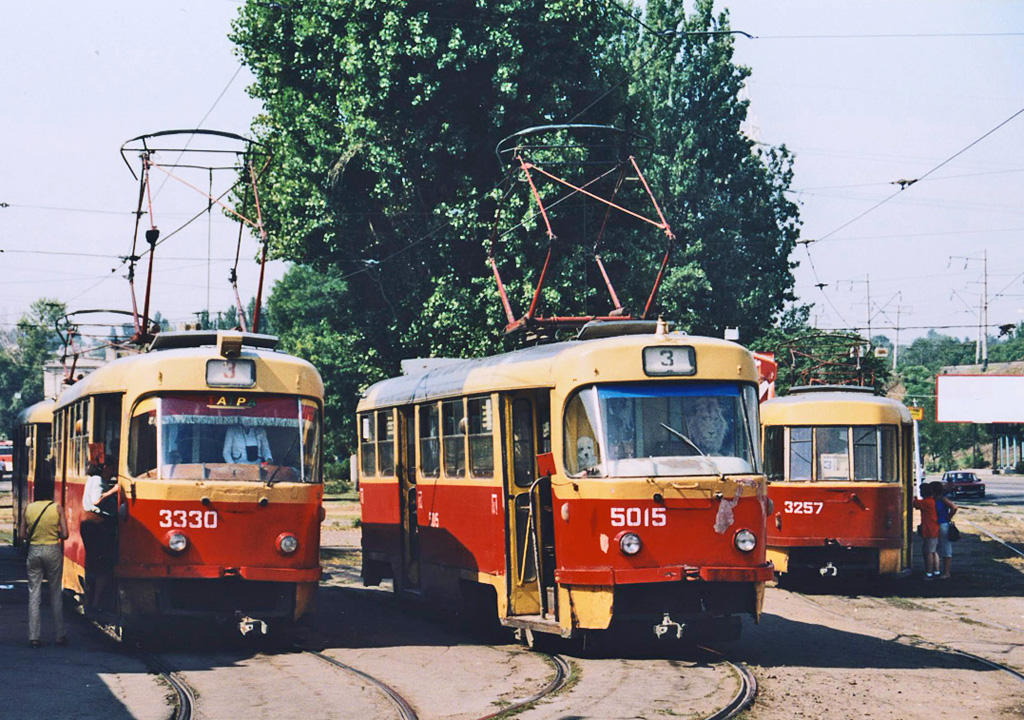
[54,344,324,412]
[760,390,912,427]
[358,332,758,411]
[16,399,55,426]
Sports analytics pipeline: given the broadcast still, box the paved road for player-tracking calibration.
[937,471,1024,507]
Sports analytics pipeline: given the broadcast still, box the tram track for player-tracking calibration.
[303,648,419,720]
[141,652,197,720]
[698,647,758,720]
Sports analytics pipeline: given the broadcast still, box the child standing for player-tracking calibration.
[913,483,940,578]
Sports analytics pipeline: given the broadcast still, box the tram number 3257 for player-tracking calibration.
[158,509,220,529]
[611,507,667,527]
[783,501,823,515]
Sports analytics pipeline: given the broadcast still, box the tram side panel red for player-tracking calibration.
[416,482,505,576]
[767,485,904,548]
[359,480,402,560]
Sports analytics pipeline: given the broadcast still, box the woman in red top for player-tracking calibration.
[913,483,940,578]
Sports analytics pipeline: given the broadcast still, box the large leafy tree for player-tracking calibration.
[0,299,66,436]
[231,0,801,457]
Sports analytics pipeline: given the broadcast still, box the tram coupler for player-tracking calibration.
[237,615,268,636]
[819,562,838,578]
[654,612,685,640]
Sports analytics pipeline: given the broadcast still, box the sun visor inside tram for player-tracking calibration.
[597,382,742,398]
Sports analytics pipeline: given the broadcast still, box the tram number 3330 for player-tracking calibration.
[611,507,667,527]
[158,509,219,529]
[783,500,823,515]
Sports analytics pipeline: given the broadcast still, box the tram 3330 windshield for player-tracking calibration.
[563,382,761,478]
[128,393,321,483]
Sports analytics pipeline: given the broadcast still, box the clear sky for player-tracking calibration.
[1,1,1022,347]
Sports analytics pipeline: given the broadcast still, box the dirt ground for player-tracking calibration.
[3,492,1022,718]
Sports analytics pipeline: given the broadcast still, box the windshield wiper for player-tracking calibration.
[659,423,724,480]
[267,434,301,487]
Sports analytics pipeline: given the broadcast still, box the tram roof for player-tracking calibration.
[761,389,912,425]
[16,399,55,426]
[359,332,756,409]
[54,343,323,410]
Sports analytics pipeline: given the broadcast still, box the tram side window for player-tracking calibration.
[442,399,466,478]
[468,396,493,477]
[128,411,158,477]
[419,404,441,477]
[564,390,601,477]
[377,410,395,476]
[359,413,376,478]
[764,426,785,481]
[790,427,812,481]
[817,427,849,480]
[880,427,897,481]
[852,426,879,480]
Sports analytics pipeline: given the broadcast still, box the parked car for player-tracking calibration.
[941,471,986,499]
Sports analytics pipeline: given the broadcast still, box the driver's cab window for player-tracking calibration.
[128,398,158,477]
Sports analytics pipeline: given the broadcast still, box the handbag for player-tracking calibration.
[947,522,961,542]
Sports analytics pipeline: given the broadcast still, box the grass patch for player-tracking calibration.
[884,597,929,612]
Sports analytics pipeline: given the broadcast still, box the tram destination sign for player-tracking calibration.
[642,346,696,376]
[206,359,256,388]
[936,374,1024,423]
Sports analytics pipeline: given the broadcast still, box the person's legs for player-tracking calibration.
[26,548,44,643]
[937,524,953,579]
[41,545,66,641]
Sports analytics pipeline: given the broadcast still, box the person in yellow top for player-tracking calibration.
[18,496,68,648]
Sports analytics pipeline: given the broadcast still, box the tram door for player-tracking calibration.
[397,407,420,590]
[504,392,555,618]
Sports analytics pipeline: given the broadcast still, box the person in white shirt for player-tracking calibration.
[81,463,118,611]
[223,423,273,464]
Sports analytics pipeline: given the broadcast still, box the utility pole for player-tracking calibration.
[951,252,989,365]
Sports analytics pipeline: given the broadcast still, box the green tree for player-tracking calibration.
[0,299,66,436]
[232,0,802,456]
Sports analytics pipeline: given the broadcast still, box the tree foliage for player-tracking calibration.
[231,0,802,457]
[0,299,66,437]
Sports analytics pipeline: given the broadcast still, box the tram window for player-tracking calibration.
[536,394,552,455]
[816,427,849,480]
[128,411,158,477]
[853,426,879,480]
[512,398,535,488]
[764,426,785,481]
[564,390,601,477]
[880,426,897,481]
[790,427,812,481]
[419,404,441,477]
[359,413,376,478]
[377,410,395,476]
[442,399,466,478]
[301,400,322,483]
[468,396,493,477]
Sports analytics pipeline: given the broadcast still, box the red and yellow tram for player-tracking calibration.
[11,400,56,549]
[760,386,914,578]
[43,331,324,638]
[359,321,773,643]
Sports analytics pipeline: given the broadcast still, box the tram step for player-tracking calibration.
[500,614,561,635]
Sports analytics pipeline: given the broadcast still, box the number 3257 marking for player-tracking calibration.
[783,501,823,515]
[158,509,219,529]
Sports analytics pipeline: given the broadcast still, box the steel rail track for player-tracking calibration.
[476,652,572,720]
[304,649,419,720]
[793,591,1024,686]
[698,646,758,720]
[139,653,197,720]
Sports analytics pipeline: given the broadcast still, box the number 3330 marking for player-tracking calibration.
[158,509,219,528]
[783,501,823,515]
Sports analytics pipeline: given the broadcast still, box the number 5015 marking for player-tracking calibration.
[158,509,219,529]
[611,507,667,527]
[783,500,823,515]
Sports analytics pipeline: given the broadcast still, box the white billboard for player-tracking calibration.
[936,375,1024,423]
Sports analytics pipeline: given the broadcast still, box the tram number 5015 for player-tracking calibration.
[611,507,667,527]
[783,501,823,515]
[158,509,219,529]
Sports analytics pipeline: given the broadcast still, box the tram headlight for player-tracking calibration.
[619,532,642,556]
[166,532,188,554]
[734,529,757,553]
[277,533,299,555]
